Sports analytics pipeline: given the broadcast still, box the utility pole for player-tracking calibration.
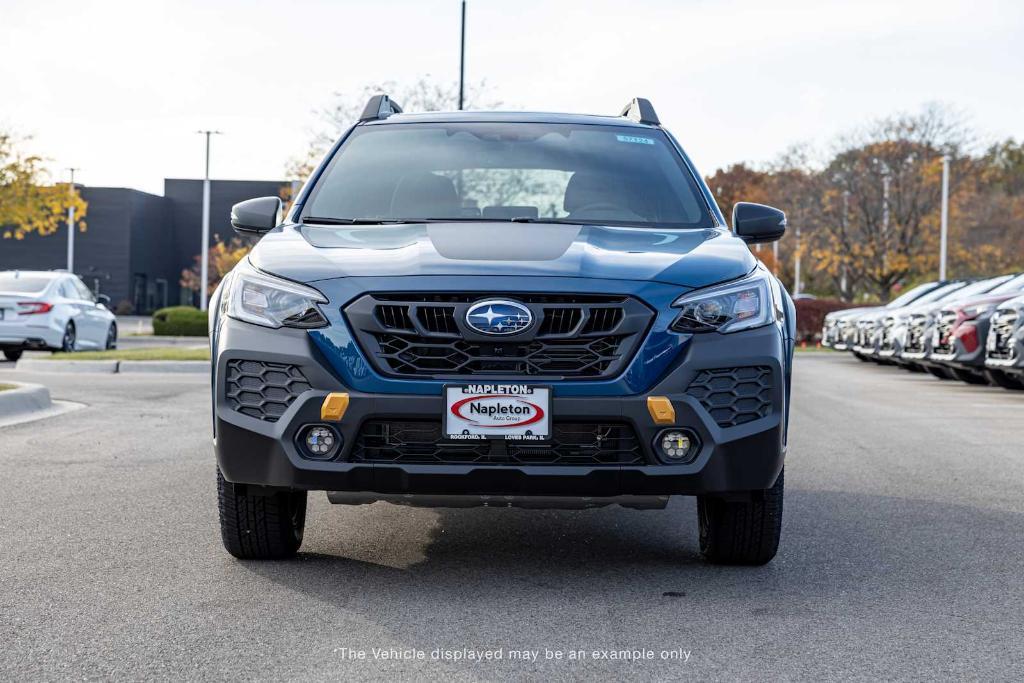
[841,190,849,300]
[458,0,466,110]
[66,168,78,273]
[197,130,222,311]
[939,155,950,281]
[793,223,802,297]
[881,172,890,276]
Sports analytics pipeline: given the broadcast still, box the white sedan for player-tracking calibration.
[0,270,117,361]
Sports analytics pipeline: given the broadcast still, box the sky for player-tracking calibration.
[2,0,1022,196]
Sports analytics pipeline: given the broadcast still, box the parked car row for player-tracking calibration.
[0,270,118,361]
[821,273,1024,389]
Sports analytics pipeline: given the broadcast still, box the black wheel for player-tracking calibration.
[60,322,76,352]
[926,365,953,380]
[698,468,784,565]
[984,369,1024,390]
[950,367,987,385]
[105,323,117,350]
[2,348,23,362]
[217,468,306,559]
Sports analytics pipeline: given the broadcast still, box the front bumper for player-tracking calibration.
[213,298,789,498]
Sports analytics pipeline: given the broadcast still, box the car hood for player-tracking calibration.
[249,222,756,289]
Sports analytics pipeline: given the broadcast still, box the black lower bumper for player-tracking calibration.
[213,316,789,498]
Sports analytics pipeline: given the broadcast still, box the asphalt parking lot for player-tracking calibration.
[1,354,1022,680]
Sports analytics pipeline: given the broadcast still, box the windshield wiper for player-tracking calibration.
[302,217,426,225]
[421,217,587,225]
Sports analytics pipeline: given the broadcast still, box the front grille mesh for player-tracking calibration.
[685,366,773,428]
[351,420,644,466]
[374,333,626,376]
[225,360,311,422]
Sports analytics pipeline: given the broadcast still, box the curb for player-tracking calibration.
[0,382,53,420]
[119,361,207,374]
[15,359,206,374]
[15,359,119,374]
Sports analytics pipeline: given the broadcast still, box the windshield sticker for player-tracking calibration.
[616,135,655,145]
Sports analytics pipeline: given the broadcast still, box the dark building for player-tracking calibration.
[0,179,286,313]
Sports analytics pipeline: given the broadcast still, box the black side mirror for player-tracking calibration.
[733,202,786,244]
[96,294,111,308]
[231,196,282,236]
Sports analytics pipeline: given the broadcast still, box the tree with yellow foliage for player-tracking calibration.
[0,131,87,240]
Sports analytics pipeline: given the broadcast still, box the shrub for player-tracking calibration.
[152,305,209,337]
[793,299,857,343]
[114,299,135,315]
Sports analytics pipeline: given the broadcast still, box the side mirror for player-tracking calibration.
[231,196,282,236]
[96,294,112,308]
[733,202,786,244]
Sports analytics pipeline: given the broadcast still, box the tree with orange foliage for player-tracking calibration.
[181,236,252,294]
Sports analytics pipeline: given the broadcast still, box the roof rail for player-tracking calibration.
[619,97,660,126]
[359,94,404,122]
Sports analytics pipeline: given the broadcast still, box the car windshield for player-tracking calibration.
[886,282,938,307]
[947,275,1013,300]
[916,281,971,304]
[988,272,1024,295]
[0,273,52,294]
[302,122,715,229]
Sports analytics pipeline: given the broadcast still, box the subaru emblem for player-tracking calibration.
[465,299,533,335]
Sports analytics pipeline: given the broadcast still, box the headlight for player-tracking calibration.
[670,271,774,334]
[225,258,328,329]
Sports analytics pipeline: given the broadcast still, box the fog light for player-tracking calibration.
[298,424,342,460]
[656,429,696,463]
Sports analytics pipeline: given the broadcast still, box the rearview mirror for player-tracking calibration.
[733,202,786,244]
[96,294,111,308]
[231,196,282,236]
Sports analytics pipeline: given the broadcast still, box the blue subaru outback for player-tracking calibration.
[211,96,794,564]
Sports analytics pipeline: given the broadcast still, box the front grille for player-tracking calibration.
[351,420,644,466]
[345,293,653,379]
[904,315,930,354]
[988,310,1018,360]
[878,317,897,353]
[932,311,957,355]
[224,360,311,422]
[685,366,773,428]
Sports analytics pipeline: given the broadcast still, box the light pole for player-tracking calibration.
[793,223,802,297]
[66,168,78,273]
[458,0,466,110]
[939,155,950,281]
[197,130,222,311]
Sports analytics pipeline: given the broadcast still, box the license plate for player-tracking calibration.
[444,384,551,441]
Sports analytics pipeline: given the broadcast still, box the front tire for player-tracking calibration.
[698,468,784,565]
[951,367,987,385]
[217,468,307,559]
[2,348,23,362]
[985,369,1024,390]
[105,323,117,350]
[926,365,954,380]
